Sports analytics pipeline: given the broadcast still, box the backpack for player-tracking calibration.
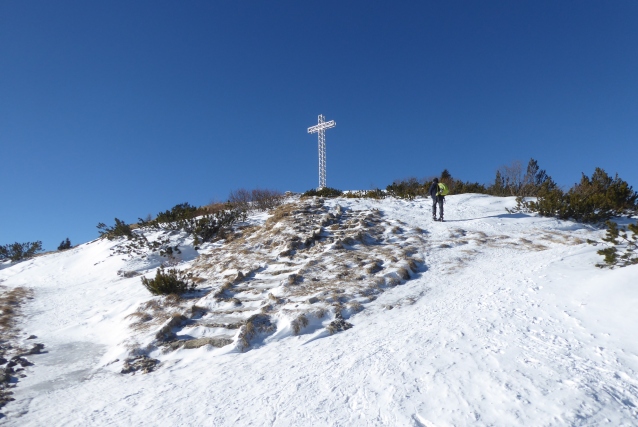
[437,182,449,196]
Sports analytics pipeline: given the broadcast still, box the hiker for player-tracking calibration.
[429,178,448,221]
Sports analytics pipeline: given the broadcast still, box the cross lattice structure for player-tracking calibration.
[307,114,336,189]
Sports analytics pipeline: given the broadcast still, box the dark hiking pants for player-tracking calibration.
[432,196,444,219]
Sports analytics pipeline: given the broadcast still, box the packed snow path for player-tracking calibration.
[1,194,637,426]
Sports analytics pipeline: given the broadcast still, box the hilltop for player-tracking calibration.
[0,194,637,426]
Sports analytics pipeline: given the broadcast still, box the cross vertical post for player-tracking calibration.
[307,114,336,189]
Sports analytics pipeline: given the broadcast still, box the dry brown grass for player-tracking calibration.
[238,313,275,350]
[396,267,410,280]
[200,202,228,215]
[291,314,309,335]
[264,203,297,229]
[366,260,383,274]
[0,286,32,340]
[386,276,401,287]
[142,198,433,351]
[347,300,363,313]
[213,282,234,300]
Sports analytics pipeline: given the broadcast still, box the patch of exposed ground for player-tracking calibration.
[0,286,44,415]
[126,198,428,354]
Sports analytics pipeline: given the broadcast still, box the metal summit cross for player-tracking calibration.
[307,114,336,189]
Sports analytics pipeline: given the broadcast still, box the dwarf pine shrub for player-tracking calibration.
[152,203,199,224]
[452,181,489,195]
[344,189,386,199]
[97,218,134,240]
[140,267,196,295]
[510,168,637,223]
[386,178,427,200]
[58,238,72,251]
[107,201,248,254]
[238,314,275,350]
[291,314,309,335]
[302,187,343,198]
[590,221,638,268]
[438,160,552,197]
[0,241,43,262]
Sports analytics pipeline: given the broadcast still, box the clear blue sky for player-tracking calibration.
[1,1,637,250]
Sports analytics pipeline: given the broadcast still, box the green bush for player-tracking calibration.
[453,181,489,194]
[140,267,196,295]
[0,241,43,262]
[97,218,134,240]
[101,201,248,258]
[190,208,247,245]
[343,189,386,199]
[386,178,427,200]
[152,203,199,224]
[140,202,247,243]
[511,168,637,223]
[590,221,638,268]
[302,187,343,198]
[441,159,553,197]
[58,238,72,251]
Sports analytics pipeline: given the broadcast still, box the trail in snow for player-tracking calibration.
[0,194,637,426]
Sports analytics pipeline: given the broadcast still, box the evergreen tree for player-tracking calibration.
[0,241,43,262]
[440,169,454,193]
[97,218,134,240]
[58,238,72,251]
[490,170,506,196]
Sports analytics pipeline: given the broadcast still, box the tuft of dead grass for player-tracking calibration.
[291,314,309,335]
[0,286,33,341]
[396,267,410,280]
[238,314,275,351]
[287,273,303,286]
[347,300,363,313]
[264,203,297,229]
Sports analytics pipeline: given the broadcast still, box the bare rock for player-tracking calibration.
[27,343,45,355]
[233,271,245,283]
[155,315,188,342]
[183,337,233,349]
[0,368,11,383]
[121,355,160,375]
[326,319,353,335]
[10,356,33,367]
[287,274,303,286]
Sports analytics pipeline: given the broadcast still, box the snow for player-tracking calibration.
[1,194,637,426]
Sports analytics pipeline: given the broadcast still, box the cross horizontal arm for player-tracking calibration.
[308,120,336,133]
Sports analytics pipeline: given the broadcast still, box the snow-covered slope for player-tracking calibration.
[1,194,637,426]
